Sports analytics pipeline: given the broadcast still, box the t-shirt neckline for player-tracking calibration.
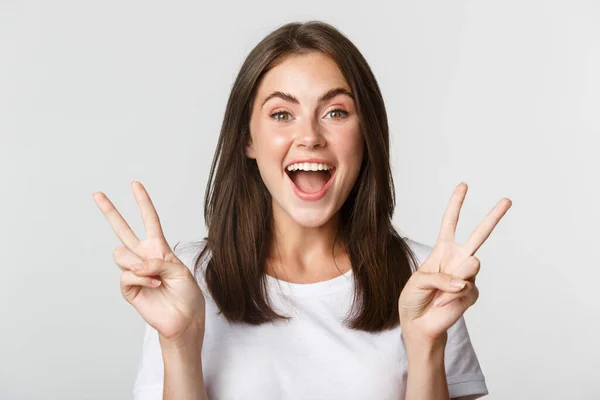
[265,268,354,297]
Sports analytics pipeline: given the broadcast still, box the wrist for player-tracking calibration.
[159,320,205,353]
[403,330,450,400]
[403,330,447,361]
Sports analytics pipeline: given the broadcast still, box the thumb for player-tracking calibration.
[130,257,188,280]
[412,270,468,292]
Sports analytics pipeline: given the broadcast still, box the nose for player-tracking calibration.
[296,120,326,149]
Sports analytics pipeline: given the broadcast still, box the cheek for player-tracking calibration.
[251,127,293,175]
[252,123,290,153]
[332,127,364,163]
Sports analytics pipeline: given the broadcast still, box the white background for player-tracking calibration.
[2,0,599,399]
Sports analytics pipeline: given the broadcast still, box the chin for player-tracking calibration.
[273,201,335,228]
[281,203,338,229]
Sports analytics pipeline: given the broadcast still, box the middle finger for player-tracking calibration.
[131,181,166,241]
[454,255,481,281]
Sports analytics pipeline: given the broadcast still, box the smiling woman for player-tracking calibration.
[246,51,364,226]
[93,20,500,400]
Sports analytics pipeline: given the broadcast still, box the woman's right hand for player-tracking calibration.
[93,181,206,343]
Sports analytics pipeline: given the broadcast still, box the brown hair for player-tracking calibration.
[189,20,420,332]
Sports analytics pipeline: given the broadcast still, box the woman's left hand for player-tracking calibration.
[398,182,512,343]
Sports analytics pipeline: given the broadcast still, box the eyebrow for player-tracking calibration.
[260,87,354,108]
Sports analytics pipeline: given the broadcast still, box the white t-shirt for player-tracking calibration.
[133,238,488,399]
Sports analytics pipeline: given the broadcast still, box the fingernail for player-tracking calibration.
[151,279,161,286]
[451,279,466,289]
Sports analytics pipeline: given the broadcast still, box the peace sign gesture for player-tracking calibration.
[398,182,512,342]
[93,181,206,342]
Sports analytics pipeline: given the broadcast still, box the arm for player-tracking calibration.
[160,321,209,400]
[404,332,450,400]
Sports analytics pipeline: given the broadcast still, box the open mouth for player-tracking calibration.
[285,161,336,198]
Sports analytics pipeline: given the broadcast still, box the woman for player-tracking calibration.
[93,20,511,399]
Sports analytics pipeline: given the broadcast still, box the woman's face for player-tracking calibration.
[248,51,364,228]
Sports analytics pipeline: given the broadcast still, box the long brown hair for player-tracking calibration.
[189,20,420,332]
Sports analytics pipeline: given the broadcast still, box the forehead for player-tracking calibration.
[256,52,350,96]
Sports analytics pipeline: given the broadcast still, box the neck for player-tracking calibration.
[267,201,350,283]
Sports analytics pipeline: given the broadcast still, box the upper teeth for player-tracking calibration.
[286,162,333,172]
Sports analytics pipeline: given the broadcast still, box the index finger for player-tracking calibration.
[93,192,140,249]
[131,181,166,241]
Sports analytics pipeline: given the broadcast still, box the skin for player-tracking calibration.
[246,51,364,283]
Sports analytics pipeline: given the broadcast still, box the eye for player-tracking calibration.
[326,108,349,119]
[270,110,292,122]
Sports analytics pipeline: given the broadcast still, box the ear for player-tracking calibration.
[245,138,256,159]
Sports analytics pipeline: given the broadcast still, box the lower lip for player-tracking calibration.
[286,169,336,201]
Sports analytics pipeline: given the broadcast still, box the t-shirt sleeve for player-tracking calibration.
[132,240,209,399]
[445,316,489,399]
[133,322,164,399]
[403,237,489,399]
